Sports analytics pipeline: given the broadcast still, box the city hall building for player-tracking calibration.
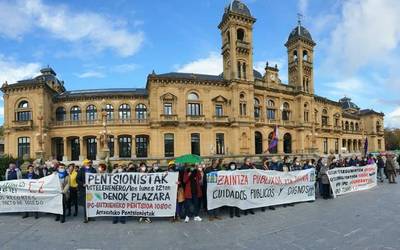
[1,0,385,162]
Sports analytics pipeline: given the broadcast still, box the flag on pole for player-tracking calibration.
[364,137,368,156]
[268,125,279,152]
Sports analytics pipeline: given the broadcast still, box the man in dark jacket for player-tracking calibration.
[377,155,385,182]
[22,165,40,219]
[205,160,222,221]
[239,157,255,215]
[77,160,97,223]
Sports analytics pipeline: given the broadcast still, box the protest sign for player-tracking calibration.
[327,164,377,197]
[0,174,63,214]
[207,169,315,210]
[86,172,178,217]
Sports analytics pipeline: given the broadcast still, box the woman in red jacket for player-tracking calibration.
[183,164,203,223]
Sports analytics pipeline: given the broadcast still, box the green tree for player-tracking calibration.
[384,128,400,150]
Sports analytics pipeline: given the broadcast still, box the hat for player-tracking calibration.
[82,159,91,166]
[168,160,175,166]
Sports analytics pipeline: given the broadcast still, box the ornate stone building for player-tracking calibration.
[1,0,385,162]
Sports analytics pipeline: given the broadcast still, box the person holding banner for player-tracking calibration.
[77,159,97,223]
[205,161,223,221]
[227,162,241,218]
[22,165,40,219]
[183,164,203,223]
[67,164,79,216]
[5,163,22,180]
[112,164,127,225]
[240,158,256,215]
[55,163,69,223]
[385,154,397,184]
[318,162,331,199]
[138,163,152,223]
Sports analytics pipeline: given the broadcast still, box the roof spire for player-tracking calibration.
[297,13,303,35]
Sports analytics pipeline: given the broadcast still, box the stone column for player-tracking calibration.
[79,137,84,161]
[114,136,119,159]
[62,137,68,162]
[96,136,101,160]
[131,135,136,159]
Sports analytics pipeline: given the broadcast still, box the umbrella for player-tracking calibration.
[175,154,202,164]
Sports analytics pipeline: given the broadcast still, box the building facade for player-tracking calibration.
[1,0,385,162]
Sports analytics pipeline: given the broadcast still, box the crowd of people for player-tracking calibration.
[3,153,399,224]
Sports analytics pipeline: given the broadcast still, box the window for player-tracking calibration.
[335,139,339,154]
[345,121,349,130]
[267,100,276,120]
[56,107,66,121]
[282,102,290,121]
[237,28,245,41]
[17,137,30,158]
[376,121,382,132]
[53,138,63,161]
[350,122,354,131]
[215,104,223,117]
[243,62,247,79]
[86,105,97,121]
[108,136,114,158]
[119,136,131,158]
[187,92,199,101]
[70,106,81,121]
[70,138,80,161]
[255,132,263,154]
[16,100,31,121]
[104,104,114,120]
[355,123,359,131]
[164,134,174,157]
[86,137,97,160]
[136,135,149,158]
[163,103,173,115]
[335,118,339,127]
[323,138,328,154]
[283,133,292,154]
[304,103,309,122]
[187,103,201,116]
[119,104,131,120]
[191,133,201,156]
[216,133,225,155]
[303,50,308,61]
[321,109,328,126]
[293,50,298,62]
[254,98,260,119]
[240,103,247,116]
[135,104,147,120]
[237,62,241,79]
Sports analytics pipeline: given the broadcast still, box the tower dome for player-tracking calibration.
[227,0,252,17]
[287,25,314,43]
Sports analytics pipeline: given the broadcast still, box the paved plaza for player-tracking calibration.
[1,179,399,250]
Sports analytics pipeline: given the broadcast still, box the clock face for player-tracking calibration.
[270,74,275,80]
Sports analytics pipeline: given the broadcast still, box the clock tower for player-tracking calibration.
[285,18,316,94]
[219,0,256,81]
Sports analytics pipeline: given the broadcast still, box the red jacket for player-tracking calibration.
[183,171,203,199]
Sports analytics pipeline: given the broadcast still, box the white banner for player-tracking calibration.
[0,174,63,214]
[327,164,377,197]
[86,172,178,217]
[207,169,316,210]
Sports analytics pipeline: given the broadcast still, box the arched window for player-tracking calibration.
[237,28,245,41]
[119,104,131,120]
[187,92,201,116]
[16,100,31,121]
[187,92,199,101]
[303,50,308,61]
[86,137,97,160]
[55,107,66,121]
[350,122,354,131]
[104,104,114,120]
[239,93,247,116]
[135,104,147,120]
[86,105,97,121]
[18,101,29,108]
[242,62,247,79]
[293,50,298,62]
[283,133,292,154]
[268,132,278,154]
[255,132,263,154]
[282,102,290,121]
[254,98,260,119]
[70,106,81,121]
[237,61,241,79]
[267,100,276,120]
[355,123,359,131]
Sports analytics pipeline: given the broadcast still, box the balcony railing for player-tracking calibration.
[160,114,178,121]
[213,116,230,123]
[186,115,205,122]
[12,120,33,130]
[236,40,250,50]
[50,118,148,127]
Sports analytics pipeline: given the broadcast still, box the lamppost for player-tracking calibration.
[98,101,110,160]
[36,105,47,160]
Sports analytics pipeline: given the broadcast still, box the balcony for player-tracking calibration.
[186,115,205,124]
[265,119,278,126]
[159,114,179,125]
[12,120,33,130]
[282,120,295,127]
[50,118,149,128]
[333,126,342,132]
[255,117,265,126]
[212,116,230,124]
[236,40,250,51]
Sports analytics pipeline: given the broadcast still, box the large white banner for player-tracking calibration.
[207,169,316,210]
[0,174,63,214]
[327,164,377,197]
[86,172,178,217]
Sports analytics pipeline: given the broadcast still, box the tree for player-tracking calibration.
[384,128,400,150]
